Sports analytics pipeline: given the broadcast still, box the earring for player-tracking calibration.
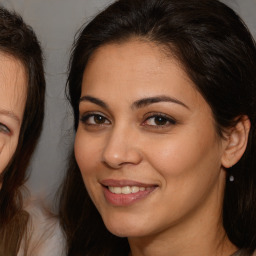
[229,175,234,182]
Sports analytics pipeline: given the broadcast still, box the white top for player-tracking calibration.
[17,201,65,256]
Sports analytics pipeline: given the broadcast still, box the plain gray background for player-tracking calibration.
[0,0,255,202]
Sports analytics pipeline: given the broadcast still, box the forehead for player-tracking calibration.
[82,40,199,104]
[87,39,175,76]
[0,52,27,120]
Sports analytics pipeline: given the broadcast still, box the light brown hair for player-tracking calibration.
[0,6,45,255]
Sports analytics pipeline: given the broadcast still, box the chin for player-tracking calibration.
[108,227,146,238]
[104,219,150,238]
[99,207,155,238]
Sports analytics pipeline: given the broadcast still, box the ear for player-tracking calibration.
[221,116,251,168]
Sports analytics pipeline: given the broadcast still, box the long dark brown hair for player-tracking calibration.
[59,0,256,255]
[0,6,45,256]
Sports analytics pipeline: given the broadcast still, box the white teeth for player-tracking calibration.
[108,186,148,194]
[122,186,131,194]
[109,186,121,194]
[131,186,140,193]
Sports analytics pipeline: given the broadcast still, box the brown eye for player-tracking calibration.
[154,116,168,126]
[94,115,107,124]
[143,114,176,127]
[80,113,110,125]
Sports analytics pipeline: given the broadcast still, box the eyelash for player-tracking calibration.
[80,113,111,126]
[0,123,11,134]
[142,113,176,128]
[79,112,176,129]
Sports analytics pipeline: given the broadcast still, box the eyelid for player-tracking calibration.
[0,122,11,134]
[142,112,177,127]
[79,111,111,125]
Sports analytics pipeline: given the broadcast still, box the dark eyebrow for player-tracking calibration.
[79,95,189,111]
[0,110,20,124]
[79,95,109,109]
[132,95,189,110]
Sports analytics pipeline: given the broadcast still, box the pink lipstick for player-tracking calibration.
[101,179,157,206]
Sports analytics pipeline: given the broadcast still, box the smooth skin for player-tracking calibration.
[0,53,27,186]
[75,39,250,256]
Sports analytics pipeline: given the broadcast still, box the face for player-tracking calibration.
[75,40,228,239]
[0,53,27,185]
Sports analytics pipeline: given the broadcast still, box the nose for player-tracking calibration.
[101,126,142,169]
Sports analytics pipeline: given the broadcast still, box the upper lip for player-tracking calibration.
[100,179,158,187]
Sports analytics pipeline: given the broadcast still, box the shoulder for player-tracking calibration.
[18,200,66,256]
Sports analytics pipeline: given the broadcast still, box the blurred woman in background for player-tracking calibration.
[0,6,45,255]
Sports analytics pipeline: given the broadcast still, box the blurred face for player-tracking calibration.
[0,53,27,186]
[75,40,227,239]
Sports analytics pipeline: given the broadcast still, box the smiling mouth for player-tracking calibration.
[108,186,152,194]
[101,182,158,206]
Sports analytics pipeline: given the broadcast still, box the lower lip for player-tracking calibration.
[103,186,156,206]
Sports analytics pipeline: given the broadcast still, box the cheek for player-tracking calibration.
[74,128,102,178]
[0,137,4,152]
[0,139,4,174]
[0,136,19,174]
[145,127,222,184]
[140,131,224,222]
[74,129,105,209]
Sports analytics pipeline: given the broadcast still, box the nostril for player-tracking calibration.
[101,132,143,168]
[102,158,123,169]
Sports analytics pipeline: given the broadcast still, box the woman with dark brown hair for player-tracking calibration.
[0,6,46,256]
[59,0,256,255]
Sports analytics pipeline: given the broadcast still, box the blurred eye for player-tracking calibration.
[143,114,176,127]
[80,113,111,126]
[0,123,10,134]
